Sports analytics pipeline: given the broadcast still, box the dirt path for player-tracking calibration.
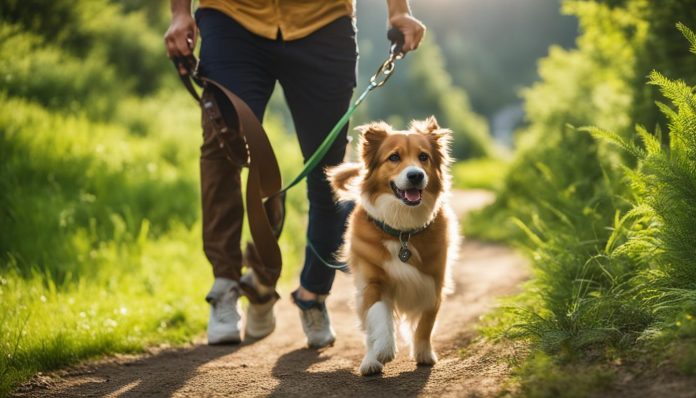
[16,190,528,397]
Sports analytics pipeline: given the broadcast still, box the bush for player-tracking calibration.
[467,2,696,392]
[478,21,696,392]
[0,24,123,118]
[1,0,175,97]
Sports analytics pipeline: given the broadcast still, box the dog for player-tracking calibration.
[326,116,459,376]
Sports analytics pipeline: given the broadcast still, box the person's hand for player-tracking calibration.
[164,12,197,75]
[389,13,426,53]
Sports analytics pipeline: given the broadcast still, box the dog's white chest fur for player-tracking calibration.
[381,241,438,316]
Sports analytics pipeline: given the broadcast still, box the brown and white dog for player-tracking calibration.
[327,116,459,376]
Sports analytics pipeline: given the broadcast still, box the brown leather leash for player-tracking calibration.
[174,55,285,285]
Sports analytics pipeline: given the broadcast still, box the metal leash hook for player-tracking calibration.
[356,28,406,106]
[370,27,405,88]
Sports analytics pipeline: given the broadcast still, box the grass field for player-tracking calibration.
[0,87,310,395]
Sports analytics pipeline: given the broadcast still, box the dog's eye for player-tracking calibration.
[388,153,400,162]
[418,152,429,162]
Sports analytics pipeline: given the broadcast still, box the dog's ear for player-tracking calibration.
[356,122,390,167]
[411,116,453,168]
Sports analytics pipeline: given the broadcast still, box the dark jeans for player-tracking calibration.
[195,8,357,295]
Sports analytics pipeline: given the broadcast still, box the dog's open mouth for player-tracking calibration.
[390,182,422,206]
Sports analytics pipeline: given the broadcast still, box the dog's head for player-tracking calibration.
[357,116,452,229]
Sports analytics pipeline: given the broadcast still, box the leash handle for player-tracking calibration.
[387,27,405,57]
[172,55,202,102]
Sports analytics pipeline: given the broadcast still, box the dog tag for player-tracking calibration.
[398,246,411,262]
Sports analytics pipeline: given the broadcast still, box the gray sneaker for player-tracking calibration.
[240,271,278,339]
[291,289,336,348]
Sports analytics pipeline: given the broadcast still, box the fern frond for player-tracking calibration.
[581,126,646,158]
[676,22,696,55]
[635,125,662,155]
[648,70,696,113]
[655,101,678,123]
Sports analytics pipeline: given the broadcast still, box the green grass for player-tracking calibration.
[0,88,309,395]
[0,226,209,395]
[451,157,509,191]
[508,352,614,398]
[0,4,315,395]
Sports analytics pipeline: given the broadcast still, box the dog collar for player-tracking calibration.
[367,215,433,263]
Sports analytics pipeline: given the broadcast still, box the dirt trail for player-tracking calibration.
[16,190,529,397]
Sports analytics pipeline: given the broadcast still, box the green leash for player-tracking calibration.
[277,45,403,195]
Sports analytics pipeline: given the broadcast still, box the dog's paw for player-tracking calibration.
[375,336,396,363]
[376,346,395,364]
[359,355,384,376]
[413,343,438,366]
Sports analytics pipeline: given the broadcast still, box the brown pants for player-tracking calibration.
[199,103,245,283]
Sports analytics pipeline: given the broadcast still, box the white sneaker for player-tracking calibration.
[291,290,336,348]
[205,278,242,345]
[240,272,277,339]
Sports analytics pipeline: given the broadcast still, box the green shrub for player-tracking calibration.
[0,24,123,118]
[479,21,696,394]
[466,0,649,243]
[0,0,174,96]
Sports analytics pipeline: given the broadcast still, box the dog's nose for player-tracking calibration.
[407,170,424,184]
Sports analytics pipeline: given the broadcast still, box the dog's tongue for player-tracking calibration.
[404,189,421,202]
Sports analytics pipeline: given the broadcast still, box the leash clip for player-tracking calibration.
[369,52,402,89]
[368,27,405,90]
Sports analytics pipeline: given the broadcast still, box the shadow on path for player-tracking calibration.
[269,348,433,397]
[39,341,257,397]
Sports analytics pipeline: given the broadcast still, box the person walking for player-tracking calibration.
[164,0,426,347]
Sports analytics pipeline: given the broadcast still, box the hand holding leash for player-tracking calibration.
[164,11,198,75]
[387,12,426,53]
[388,27,405,57]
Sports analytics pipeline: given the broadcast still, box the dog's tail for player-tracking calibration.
[325,162,362,202]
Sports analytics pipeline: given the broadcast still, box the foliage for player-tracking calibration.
[0,25,122,119]
[466,0,649,243]
[451,158,509,191]
[1,0,175,99]
[473,5,696,392]
[355,0,578,119]
[0,2,307,394]
[508,352,614,398]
